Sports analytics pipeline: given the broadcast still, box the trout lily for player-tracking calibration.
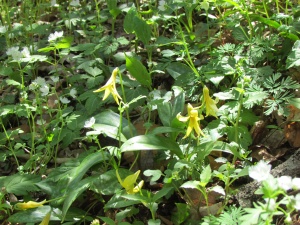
[202,86,218,118]
[94,67,122,105]
[116,170,144,194]
[177,103,204,138]
[39,211,51,225]
[15,199,47,210]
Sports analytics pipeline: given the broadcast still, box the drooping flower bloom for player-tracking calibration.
[202,86,218,118]
[116,170,144,194]
[177,103,204,139]
[15,199,47,210]
[94,68,122,105]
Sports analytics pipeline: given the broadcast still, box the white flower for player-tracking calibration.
[36,119,46,125]
[34,77,47,86]
[50,76,59,83]
[158,0,166,11]
[70,88,77,99]
[6,47,22,61]
[277,176,293,191]
[51,0,59,6]
[294,193,300,210]
[21,47,30,58]
[59,97,70,104]
[48,31,64,42]
[40,85,50,96]
[249,160,271,182]
[84,117,95,128]
[70,0,80,6]
[292,178,300,190]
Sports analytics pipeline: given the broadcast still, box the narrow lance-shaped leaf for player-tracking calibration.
[125,55,152,89]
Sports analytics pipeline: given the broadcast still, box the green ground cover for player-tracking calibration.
[1,0,300,224]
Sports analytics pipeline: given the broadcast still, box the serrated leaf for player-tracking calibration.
[55,36,73,49]
[125,55,152,88]
[120,135,183,159]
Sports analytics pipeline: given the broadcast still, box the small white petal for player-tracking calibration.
[249,161,271,182]
[292,178,300,190]
[277,176,292,191]
[59,97,70,104]
[70,88,77,99]
[84,117,95,128]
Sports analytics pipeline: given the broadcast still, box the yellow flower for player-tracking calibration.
[15,199,47,210]
[177,103,204,139]
[94,67,122,105]
[39,211,51,225]
[202,86,218,118]
[116,170,144,194]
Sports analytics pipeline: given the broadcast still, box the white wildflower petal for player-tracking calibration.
[21,47,30,58]
[249,160,272,182]
[295,194,300,210]
[70,0,80,6]
[158,0,166,11]
[48,31,64,42]
[70,88,77,98]
[29,82,38,91]
[292,178,300,190]
[263,175,278,192]
[84,117,95,128]
[34,77,47,86]
[59,97,70,104]
[50,76,59,83]
[6,47,19,56]
[36,119,46,125]
[277,176,293,191]
[40,85,50,96]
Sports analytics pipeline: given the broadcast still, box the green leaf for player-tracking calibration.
[133,16,151,45]
[143,169,163,184]
[62,177,94,221]
[8,206,59,223]
[94,110,137,139]
[120,135,183,159]
[105,193,140,209]
[148,219,161,225]
[0,173,40,195]
[87,124,127,142]
[125,55,152,88]
[200,165,212,187]
[91,170,121,195]
[152,187,173,202]
[289,98,300,109]
[55,36,73,49]
[180,180,200,189]
[124,7,137,33]
[250,14,280,29]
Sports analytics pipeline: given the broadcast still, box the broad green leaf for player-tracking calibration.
[166,62,193,79]
[55,36,73,49]
[250,14,280,29]
[124,7,137,33]
[120,135,184,159]
[94,110,137,139]
[133,16,151,45]
[8,206,59,223]
[289,98,300,109]
[172,203,190,224]
[200,165,212,187]
[91,170,121,195]
[125,55,152,88]
[87,124,127,142]
[180,180,200,189]
[0,173,40,195]
[148,127,182,135]
[152,187,173,202]
[62,177,94,221]
[143,169,163,184]
[148,219,161,225]
[157,102,172,126]
[105,193,140,209]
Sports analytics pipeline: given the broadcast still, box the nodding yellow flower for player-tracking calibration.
[15,199,47,210]
[116,170,144,194]
[177,103,204,139]
[39,211,51,225]
[202,86,218,118]
[94,67,122,105]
